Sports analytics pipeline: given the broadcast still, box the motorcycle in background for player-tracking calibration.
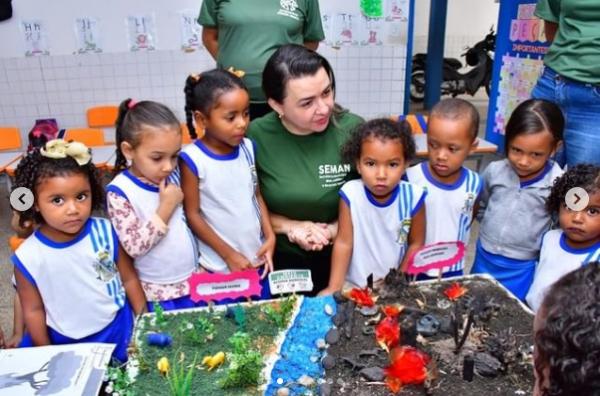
[410,28,496,102]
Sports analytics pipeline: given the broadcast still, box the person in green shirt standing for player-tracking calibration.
[199,0,325,120]
[247,44,363,295]
[531,0,600,167]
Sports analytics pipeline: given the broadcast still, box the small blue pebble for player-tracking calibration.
[147,332,172,347]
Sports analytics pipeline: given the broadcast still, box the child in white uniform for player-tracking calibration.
[526,164,600,311]
[323,119,426,292]
[406,99,482,278]
[107,100,198,312]
[12,140,144,362]
[180,69,275,301]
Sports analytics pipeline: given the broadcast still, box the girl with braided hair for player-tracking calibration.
[180,69,275,302]
[526,164,600,311]
[107,99,198,312]
[12,140,144,362]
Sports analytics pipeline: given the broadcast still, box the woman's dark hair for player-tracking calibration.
[504,99,564,156]
[183,69,248,139]
[262,44,336,104]
[13,147,104,227]
[341,118,416,164]
[114,99,181,173]
[546,164,600,214]
[534,263,600,396]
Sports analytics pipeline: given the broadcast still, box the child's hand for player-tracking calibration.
[0,327,5,348]
[5,332,22,349]
[11,211,33,239]
[317,286,338,296]
[225,251,252,272]
[255,236,275,279]
[159,179,184,208]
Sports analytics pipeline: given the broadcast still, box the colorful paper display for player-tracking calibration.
[189,270,262,303]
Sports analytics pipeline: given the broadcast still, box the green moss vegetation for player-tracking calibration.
[130,300,297,395]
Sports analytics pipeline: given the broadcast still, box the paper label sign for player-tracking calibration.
[268,270,313,295]
[405,241,465,275]
[188,270,262,303]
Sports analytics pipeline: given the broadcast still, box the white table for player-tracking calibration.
[412,133,498,171]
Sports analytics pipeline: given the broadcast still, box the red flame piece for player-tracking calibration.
[384,346,431,393]
[382,305,402,318]
[375,316,400,352]
[348,287,375,307]
[443,282,468,301]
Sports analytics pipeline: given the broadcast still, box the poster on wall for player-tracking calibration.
[127,15,157,52]
[485,0,550,152]
[21,20,50,56]
[179,11,202,52]
[74,17,102,54]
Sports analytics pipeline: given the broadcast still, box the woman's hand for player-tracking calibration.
[287,221,331,251]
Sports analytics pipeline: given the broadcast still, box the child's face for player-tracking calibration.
[197,88,250,153]
[268,67,334,135]
[426,116,477,183]
[35,173,92,242]
[122,125,181,185]
[507,131,556,182]
[356,137,406,203]
[559,191,600,249]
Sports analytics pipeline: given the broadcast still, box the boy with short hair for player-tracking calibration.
[405,98,482,278]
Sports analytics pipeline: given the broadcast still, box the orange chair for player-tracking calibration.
[180,123,204,144]
[63,128,106,147]
[391,114,429,135]
[0,127,22,151]
[87,105,119,128]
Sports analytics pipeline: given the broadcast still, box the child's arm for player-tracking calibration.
[5,293,24,348]
[180,159,252,272]
[14,268,50,346]
[399,204,426,272]
[320,199,353,295]
[255,189,276,278]
[116,244,147,315]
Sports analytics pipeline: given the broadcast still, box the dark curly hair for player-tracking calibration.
[505,99,564,156]
[534,263,600,396]
[341,118,416,165]
[12,147,105,227]
[546,164,600,214]
[114,99,181,173]
[183,69,248,139]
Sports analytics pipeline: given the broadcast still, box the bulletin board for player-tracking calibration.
[485,0,550,152]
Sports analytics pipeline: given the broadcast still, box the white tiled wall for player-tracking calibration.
[0,44,407,145]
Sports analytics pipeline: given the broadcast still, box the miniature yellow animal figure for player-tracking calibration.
[202,351,225,371]
[157,357,170,375]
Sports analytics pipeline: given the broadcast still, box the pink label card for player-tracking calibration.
[188,270,262,303]
[405,241,465,275]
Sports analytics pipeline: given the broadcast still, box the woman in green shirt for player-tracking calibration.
[247,44,363,295]
[199,0,325,120]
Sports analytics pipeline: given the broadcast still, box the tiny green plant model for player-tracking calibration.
[220,332,264,389]
[166,353,198,396]
[152,301,167,328]
[182,315,217,345]
[262,295,297,329]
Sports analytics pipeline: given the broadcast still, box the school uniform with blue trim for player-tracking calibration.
[526,229,600,312]
[472,159,564,300]
[180,138,270,300]
[107,168,198,311]
[406,162,483,277]
[340,179,426,287]
[12,218,133,363]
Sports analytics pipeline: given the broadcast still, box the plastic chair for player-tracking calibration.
[87,105,118,128]
[180,123,204,144]
[0,126,22,151]
[63,128,106,147]
[392,114,429,135]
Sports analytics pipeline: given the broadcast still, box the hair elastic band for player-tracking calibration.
[227,67,246,78]
[128,99,137,109]
[40,139,92,166]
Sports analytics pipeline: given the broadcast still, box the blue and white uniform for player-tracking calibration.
[406,162,483,276]
[107,169,198,286]
[526,230,600,312]
[12,218,133,362]
[340,179,426,287]
[180,138,263,273]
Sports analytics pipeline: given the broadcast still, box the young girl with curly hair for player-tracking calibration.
[526,164,600,311]
[12,139,145,362]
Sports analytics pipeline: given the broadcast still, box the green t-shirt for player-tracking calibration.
[198,0,325,102]
[535,0,600,83]
[247,111,364,256]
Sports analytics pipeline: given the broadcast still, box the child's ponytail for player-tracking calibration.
[114,98,134,173]
[184,75,201,140]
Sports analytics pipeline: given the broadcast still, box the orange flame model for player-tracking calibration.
[348,287,375,307]
[444,282,468,301]
[384,346,431,393]
[375,316,400,352]
[382,304,403,318]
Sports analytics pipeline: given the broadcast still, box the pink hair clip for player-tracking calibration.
[128,99,137,109]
